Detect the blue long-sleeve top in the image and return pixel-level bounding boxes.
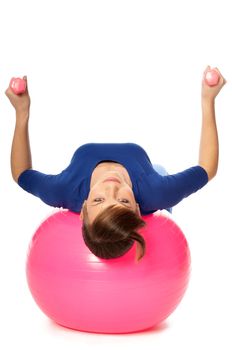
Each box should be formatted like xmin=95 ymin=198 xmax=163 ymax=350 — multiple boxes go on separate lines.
xmin=17 ymin=143 xmax=209 ymax=215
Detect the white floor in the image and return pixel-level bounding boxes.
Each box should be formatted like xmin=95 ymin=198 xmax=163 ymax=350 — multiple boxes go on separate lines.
xmin=1 ymin=1 xmax=232 ymax=349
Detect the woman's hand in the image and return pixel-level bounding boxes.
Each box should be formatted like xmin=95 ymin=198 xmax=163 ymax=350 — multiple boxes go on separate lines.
xmin=201 ymin=66 xmax=227 ymax=101
xmin=5 ymin=76 xmax=31 ymax=120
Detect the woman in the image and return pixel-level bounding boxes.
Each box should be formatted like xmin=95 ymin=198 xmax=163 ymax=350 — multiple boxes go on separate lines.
xmin=5 ymin=66 xmax=226 ymax=261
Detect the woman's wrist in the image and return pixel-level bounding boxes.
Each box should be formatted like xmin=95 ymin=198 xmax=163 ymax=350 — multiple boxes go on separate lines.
xmin=201 ymin=96 xmax=215 ymax=107
xmin=16 ymin=109 xmax=30 ymax=125
xmin=201 ymin=98 xmax=215 ymax=118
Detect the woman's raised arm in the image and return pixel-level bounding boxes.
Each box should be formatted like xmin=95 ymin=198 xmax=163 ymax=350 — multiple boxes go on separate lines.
xmin=199 ymin=66 xmax=227 ymax=181
xmin=5 ymin=76 xmax=32 ymax=183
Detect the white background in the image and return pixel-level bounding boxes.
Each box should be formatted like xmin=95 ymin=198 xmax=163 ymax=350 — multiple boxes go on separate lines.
xmin=0 ymin=0 xmax=231 ymax=349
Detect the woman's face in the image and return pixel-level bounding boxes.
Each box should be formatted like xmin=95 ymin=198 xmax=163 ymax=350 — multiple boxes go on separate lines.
xmin=80 ymin=165 xmax=141 ymax=224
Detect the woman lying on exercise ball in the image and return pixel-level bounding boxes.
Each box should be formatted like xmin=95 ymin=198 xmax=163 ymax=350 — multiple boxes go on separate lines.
xmin=5 ymin=66 xmax=226 ymax=261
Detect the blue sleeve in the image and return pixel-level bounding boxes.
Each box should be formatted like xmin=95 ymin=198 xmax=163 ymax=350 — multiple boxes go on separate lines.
xmin=145 ymin=165 xmax=209 ymax=211
xmin=17 ymin=169 xmax=68 ymax=208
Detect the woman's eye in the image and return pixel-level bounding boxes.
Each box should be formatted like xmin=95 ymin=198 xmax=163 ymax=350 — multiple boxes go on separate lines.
xmin=120 ymin=199 xmax=130 ymax=203
xmin=94 ymin=198 xmax=103 ymax=202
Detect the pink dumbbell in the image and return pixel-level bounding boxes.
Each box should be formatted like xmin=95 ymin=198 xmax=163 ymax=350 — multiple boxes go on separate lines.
xmin=204 ymin=69 xmax=220 ymax=87
xmin=10 ymin=77 xmax=27 ymax=95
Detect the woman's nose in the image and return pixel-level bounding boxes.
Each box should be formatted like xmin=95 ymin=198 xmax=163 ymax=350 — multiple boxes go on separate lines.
xmin=105 ymin=183 xmax=120 ymax=193
xmin=105 ymin=190 xmax=120 ymax=204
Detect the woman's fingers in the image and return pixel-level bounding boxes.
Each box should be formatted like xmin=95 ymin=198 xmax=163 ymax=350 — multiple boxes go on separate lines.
xmin=213 ymin=67 xmax=227 ymax=85
xmin=21 ymin=76 xmax=28 ymax=94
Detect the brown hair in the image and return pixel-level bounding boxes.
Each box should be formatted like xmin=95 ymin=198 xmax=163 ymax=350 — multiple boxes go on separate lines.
xmin=81 ymin=204 xmax=146 ymax=261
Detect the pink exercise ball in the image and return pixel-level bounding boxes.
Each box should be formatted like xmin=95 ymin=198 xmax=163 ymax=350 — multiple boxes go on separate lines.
xmin=26 ymin=210 xmax=191 ymax=334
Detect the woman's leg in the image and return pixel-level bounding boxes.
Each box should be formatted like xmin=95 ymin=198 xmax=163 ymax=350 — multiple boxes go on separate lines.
xmin=152 ymin=164 xmax=173 ymax=214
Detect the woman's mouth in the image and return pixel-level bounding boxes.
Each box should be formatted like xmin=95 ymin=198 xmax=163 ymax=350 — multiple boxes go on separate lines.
xmin=103 ymin=177 xmax=121 ymax=184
